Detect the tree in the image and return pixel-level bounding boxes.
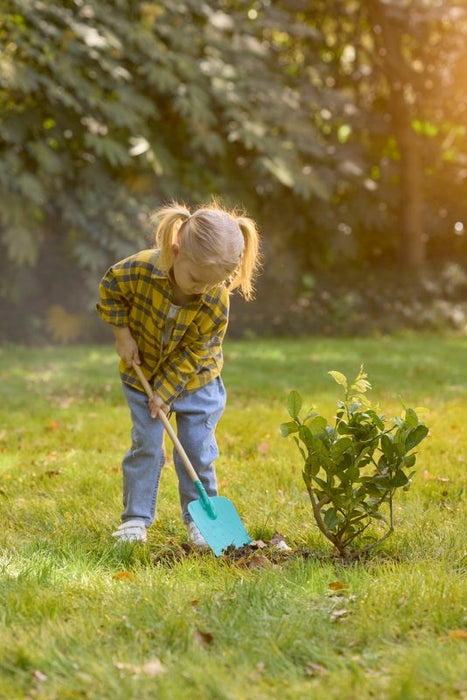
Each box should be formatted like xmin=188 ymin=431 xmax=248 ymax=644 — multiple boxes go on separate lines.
xmin=1 ymin=0 xmax=465 ymax=342
xmin=268 ymin=0 xmax=467 ymax=269
xmin=0 ymin=0 xmax=340 ymax=340
xmin=366 ymin=0 xmax=467 ymax=267
xmin=0 ymin=0 xmax=332 ymax=340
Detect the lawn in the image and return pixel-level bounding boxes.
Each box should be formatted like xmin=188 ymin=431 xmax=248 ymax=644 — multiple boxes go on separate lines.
xmin=1 ymin=334 xmax=466 ymax=699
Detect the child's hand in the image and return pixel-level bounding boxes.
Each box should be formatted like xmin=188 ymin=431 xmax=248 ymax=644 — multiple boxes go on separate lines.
xmin=148 ymin=393 xmax=171 ymax=419
xmin=112 ymin=327 xmax=141 ymax=368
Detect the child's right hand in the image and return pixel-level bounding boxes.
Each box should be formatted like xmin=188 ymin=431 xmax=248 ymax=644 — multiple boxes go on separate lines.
xmin=112 ymin=326 xmax=141 ymax=368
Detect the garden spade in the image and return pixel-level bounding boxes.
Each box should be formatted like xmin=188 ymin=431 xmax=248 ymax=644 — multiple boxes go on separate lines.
xmin=132 ymin=362 xmax=251 ymax=556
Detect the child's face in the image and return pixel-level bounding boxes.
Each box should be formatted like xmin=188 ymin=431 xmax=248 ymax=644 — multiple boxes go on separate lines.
xmin=172 ymin=246 xmax=229 ymax=297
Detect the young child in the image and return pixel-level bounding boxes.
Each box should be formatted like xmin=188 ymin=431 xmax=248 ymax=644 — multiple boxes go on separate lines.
xmin=96 ymin=202 xmax=260 ymax=545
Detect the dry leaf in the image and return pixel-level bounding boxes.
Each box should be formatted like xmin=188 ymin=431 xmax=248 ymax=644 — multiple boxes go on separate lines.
xmin=250 ymin=661 xmax=266 ymax=681
xmin=305 ymin=661 xmax=328 ymax=677
xmin=270 ymin=531 xmax=292 ymax=551
xmin=249 ymin=539 xmax=268 ymax=549
xmin=115 ymin=662 xmax=134 ymax=672
xmin=32 ymin=670 xmax=48 ymax=682
xmin=449 ymin=629 xmax=467 ymax=640
xmin=193 ymin=628 xmax=214 ymax=647
xmin=247 ymin=554 xmax=272 ymax=570
xmin=423 ymin=470 xmax=451 ymax=483
xmin=273 ymin=540 xmax=292 ymax=552
xmin=58 ymin=396 xmax=75 ymax=409
xmin=329 ymin=581 xmax=349 ymax=591
xmin=115 ymin=660 xmax=165 ymax=677
xmin=113 ymin=571 xmax=136 ymax=582
xmin=140 ymin=660 xmax=165 ymax=676
xmin=45 ymin=469 xmax=62 ymax=477
xmin=231 ymin=556 xmax=247 ymax=566
xmin=330 ymin=608 xmax=349 ymax=622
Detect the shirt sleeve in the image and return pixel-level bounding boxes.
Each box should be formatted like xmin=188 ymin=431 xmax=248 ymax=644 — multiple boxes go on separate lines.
xmin=153 ymin=294 xmax=229 ymax=404
xmin=96 ymin=259 xmax=135 ymax=327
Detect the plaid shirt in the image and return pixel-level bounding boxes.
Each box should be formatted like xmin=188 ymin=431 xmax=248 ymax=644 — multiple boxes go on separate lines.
xmin=96 ymin=249 xmax=229 ymax=404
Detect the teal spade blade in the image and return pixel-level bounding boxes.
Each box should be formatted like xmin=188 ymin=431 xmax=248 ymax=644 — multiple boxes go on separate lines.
xmin=188 ymin=496 xmax=251 ymax=557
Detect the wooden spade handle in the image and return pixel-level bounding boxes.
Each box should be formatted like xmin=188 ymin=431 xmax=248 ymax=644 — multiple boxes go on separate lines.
xmin=131 ymin=362 xmax=199 ymax=484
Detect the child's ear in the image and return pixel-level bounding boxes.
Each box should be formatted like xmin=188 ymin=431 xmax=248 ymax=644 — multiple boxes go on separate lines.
xmin=171 ymin=242 xmax=180 ymax=258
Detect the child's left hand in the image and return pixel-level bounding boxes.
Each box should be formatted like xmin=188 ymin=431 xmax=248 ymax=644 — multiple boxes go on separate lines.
xmin=148 ymin=392 xmax=171 ymax=419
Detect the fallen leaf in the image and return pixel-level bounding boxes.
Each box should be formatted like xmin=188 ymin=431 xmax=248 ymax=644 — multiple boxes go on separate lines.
xmin=193 ymin=628 xmax=214 ymax=647
xmin=422 ymin=470 xmax=450 ymax=483
xmin=115 ymin=659 xmax=165 ymax=676
xmin=140 ymin=660 xmax=165 ymax=676
xmin=247 ymin=554 xmax=272 ymax=570
xmin=250 ymin=661 xmax=265 ymax=681
xmin=330 ymin=608 xmax=349 ymax=622
xmin=305 ymin=661 xmax=328 ymax=677
xmin=32 ymin=670 xmax=48 ymax=682
xmin=273 ymin=540 xmax=292 ymax=552
xmin=270 ymin=532 xmax=292 ymax=551
xmin=115 ymin=662 xmax=132 ymax=671
xmin=47 ymin=421 xmax=60 ymax=430
xmin=113 ymin=572 xmax=136 ymax=582
xmin=234 ymin=557 xmax=248 ymax=567
xmin=45 ymin=469 xmax=62 ymax=477
xmin=449 ymin=629 xmax=467 ymax=640
xmin=329 ymin=581 xmax=349 ymax=591
xmin=249 ymin=539 xmax=268 ymax=549
xmin=58 ymin=396 xmax=75 ymax=409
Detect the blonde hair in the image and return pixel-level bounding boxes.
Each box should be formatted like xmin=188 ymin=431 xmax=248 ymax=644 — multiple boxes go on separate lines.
xmin=153 ymin=201 xmax=261 ymax=300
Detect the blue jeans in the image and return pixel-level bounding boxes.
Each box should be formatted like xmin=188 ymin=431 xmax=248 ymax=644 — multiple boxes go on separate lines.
xmin=120 ymin=376 xmax=226 ymax=526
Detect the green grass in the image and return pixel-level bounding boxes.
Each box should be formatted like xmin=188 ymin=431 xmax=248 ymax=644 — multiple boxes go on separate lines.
xmin=1 ymin=334 xmax=466 ymax=699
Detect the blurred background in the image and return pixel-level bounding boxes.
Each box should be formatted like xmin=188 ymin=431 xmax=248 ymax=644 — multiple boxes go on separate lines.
xmin=0 ymin=0 xmax=466 ymax=344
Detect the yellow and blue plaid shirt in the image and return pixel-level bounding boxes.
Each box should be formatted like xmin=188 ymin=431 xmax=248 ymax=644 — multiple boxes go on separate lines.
xmin=96 ymin=249 xmax=229 ymax=404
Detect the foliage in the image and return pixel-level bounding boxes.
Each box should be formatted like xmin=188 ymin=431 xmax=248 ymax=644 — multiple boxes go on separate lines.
xmin=281 ymin=367 xmax=429 ymax=558
xmin=230 ymin=260 xmax=467 ymax=338
xmin=0 ymin=1 xmax=466 ymax=343
xmin=275 ymin=0 xmax=467 ymax=268
xmin=0 ymin=1 xmax=330 ymax=319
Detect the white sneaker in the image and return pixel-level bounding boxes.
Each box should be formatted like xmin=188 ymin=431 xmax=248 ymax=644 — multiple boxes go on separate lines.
xmin=112 ymin=519 xmax=147 ymax=543
xmin=187 ymin=521 xmax=208 ymax=548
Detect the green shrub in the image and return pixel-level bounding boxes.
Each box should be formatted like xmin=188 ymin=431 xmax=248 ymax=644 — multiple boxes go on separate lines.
xmin=281 ymin=367 xmax=429 ymax=558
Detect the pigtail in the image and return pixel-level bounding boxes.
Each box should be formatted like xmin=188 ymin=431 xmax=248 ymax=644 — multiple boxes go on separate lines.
xmin=229 ymin=216 xmax=261 ymax=301
xmin=152 ymin=203 xmax=191 ymax=271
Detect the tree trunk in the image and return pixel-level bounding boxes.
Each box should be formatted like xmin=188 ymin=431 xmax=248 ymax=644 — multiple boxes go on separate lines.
xmin=370 ymin=0 xmax=427 ymax=269
xmin=396 ymin=107 xmax=426 ymax=267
